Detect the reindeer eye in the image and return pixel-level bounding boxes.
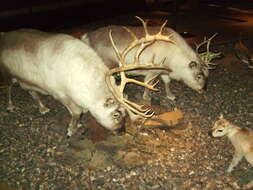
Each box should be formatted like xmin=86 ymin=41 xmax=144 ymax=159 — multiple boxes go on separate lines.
xmin=104 ymin=98 xmax=116 ymax=107
xmin=112 ymin=111 xmax=122 ymax=119
xmin=217 ymin=129 xmax=223 ymax=132
xmin=189 ymin=61 xmax=197 ymax=69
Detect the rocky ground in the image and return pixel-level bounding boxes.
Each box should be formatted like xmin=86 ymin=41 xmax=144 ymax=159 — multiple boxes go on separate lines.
xmin=0 ymin=20 xmax=253 ymax=190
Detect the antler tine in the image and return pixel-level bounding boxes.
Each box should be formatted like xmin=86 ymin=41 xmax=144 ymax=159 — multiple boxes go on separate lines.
xmin=134 ymin=41 xmax=154 ymax=65
xmin=105 ymin=75 xmax=154 ymax=118
xmin=123 ymin=26 xmax=138 ymax=41
xmin=124 ymin=99 xmax=154 ymax=117
xmin=109 ymin=30 xmax=124 ymax=67
xmin=196 ymin=33 xmax=218 ymax=54
xmin=196 ymin=33 xmax=219 ymax=69
xmin=121 ymin=17 xmax=175 ymax=61
xmin=206 ymin=33 xmax=218 ymax=60
xmin=158 ymin=20 xmax=168 ymax=36
xmin=135 ymin=16 xmax=150 ymax=36
xmin=160 ymin=57 xmax=167 ymax=65
xmin=195 ymin=40 xmax=206 ymax=53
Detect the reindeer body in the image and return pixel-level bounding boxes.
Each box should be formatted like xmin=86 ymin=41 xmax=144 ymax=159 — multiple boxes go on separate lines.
xmin=82 ymin=25 xmax=208 ymax=101
xmin=0 ymin=29 xmax=125 ymax=136
xmin=212 ymin=116 xmax=253 ymax=189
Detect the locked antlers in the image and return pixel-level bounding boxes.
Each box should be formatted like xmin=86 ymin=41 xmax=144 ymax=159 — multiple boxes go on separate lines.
xmin=195 ymin=33 xmax=221 ymax=69
xmin=106 ymin=16 xmax=175 ymax=119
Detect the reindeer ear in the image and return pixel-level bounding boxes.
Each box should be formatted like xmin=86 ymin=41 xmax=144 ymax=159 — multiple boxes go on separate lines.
xmin=219 ymin=114 xmax=223 ymax=119
xmin=189 ymin=61 xmax=197 ymax=69
xmin=104 ymin=98 xmax=116 ymax=107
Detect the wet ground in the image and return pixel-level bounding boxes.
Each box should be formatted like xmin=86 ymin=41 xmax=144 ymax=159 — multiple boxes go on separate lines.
xmin=0 ymin=2 xmax=253 ymax=190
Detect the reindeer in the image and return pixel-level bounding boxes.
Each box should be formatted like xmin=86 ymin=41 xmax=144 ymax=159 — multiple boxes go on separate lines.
xmin=0 ymin=28 xmax=172 ymax=136
xmin=211 ymin=115 xmax=253 ymax=189
xmin=81 ymin=16 xmax=217 ymax=102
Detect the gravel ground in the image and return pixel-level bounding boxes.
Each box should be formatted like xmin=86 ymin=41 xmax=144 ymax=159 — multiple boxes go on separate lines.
xmin=0 ymin=20 xmax=253 ymax=190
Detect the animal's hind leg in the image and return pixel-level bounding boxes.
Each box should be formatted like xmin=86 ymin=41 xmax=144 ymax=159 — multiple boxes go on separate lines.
xmin=243 ymin=180 xmax=253 ymax=189
xmin=243 ymin=152 xmax=253 ymax=189
xmin=7 ymin=84 xmax=15 ymax=112
xmin=28 ymin=91 xmax=50 ymax=114
xmin=143 ymin=73 xmax=160 ymax=101
xmin=227 ymin=152 xmax=243 ymax=173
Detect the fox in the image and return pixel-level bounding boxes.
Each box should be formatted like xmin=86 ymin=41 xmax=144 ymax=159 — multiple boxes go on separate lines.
xmin=211 ymin=114 xmax=253 ymax=189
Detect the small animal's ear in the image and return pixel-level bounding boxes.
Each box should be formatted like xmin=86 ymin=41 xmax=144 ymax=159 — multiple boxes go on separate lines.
xmin=189 ymin=61 xmax=197 ymax=69
xmin=219 ymin=114 xmax=223 ymax=119
xmin=104 ymin=98 xmax=116 ymax=107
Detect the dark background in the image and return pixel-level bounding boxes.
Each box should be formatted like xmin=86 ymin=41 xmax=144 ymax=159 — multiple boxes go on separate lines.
xmin=0 ymin=0 xmax=252 ymax=31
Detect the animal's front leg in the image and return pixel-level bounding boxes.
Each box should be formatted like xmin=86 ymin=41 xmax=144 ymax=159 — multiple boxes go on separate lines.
xmin=160 ymin=74 xmax=176 ymax=101
xmin=143 ymin=73 xmax=157 ymax=102
xmin=61 ymin=98 xmax=83 ymax=137
xmin=227 ymin=152 xmax=243 ymax=173
xmin=28 ymin=91 xmax=50 ymax=114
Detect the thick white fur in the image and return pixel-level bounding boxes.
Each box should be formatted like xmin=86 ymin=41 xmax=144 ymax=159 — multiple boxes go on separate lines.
xmin=0 ymin=29 xmax=124 ymax=136
xmin=81 ymin=26 xmax=208 ymax=101
xmin=212 ymin=115 xmax=253 ymax=189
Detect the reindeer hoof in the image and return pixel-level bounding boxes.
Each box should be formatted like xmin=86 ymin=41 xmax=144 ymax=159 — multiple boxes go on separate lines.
xmin=243 ymin=181 xmax=253 ymax=189
xmin=226 ymin=169 xmax=232 ymax=174
xmin=166 ymin=95 xmax=176 ymax=101
xmin=39 ymin=107 xmax=50 ymax=115
xmin=39 ymin=106 xmax=50 ymax=115
xmin=67 ymin=129 xmax=73 ymax=137
xmin=143 ymin=94 xmax=151 ymax=102
xmin=7 ymin=104 xmax=15 ymax=112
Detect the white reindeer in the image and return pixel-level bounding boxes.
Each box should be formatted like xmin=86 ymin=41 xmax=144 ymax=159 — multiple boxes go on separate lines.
xmin=0 ymin=29 xmax=126 ymax=136
xmin=81 ymin=17 xmax=215 ymax=101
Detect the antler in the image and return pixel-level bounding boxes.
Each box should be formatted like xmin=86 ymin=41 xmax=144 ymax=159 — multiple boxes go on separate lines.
xmin=195 ymin=33 xmax=221 ymax=69
xmin=106 ymin=16 xmax=175 ymax=119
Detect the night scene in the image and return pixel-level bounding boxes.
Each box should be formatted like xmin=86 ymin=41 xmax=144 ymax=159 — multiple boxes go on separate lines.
xmin=0 ymin=0 xmax=253 ymax=189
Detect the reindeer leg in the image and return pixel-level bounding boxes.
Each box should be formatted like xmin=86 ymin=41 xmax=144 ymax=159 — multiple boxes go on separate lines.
xmin=243 ymin=180 xmax=253 ymax=189
xmin=143 ymin=73 xmax=154 ymax=102
xmin=227 ymin=151 xmax=243 ymax=173
xmin=61 ymin=98 xmax=85 ymax=137
xmin=160 ymin=74 xmax=176 ymax=101
xmin=28 ymin=91 xmax=50 ymax=114
xmin=7 ymin=84 xmax=15 ymax=112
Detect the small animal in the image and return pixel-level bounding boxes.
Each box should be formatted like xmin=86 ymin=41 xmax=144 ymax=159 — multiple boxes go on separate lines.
xmin=234 ymin=39 xmax=253 ymax=69
xmin=211 ymin=114 xmax=253 ymax=189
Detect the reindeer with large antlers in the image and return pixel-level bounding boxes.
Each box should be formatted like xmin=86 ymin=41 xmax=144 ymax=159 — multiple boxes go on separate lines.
xmin=82 ymin=16 xmax=216 ymax=101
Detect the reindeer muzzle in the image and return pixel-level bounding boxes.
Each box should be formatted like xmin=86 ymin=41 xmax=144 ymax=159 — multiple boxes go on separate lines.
xmin=200 ymin=79 xmax=208 ymax=93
